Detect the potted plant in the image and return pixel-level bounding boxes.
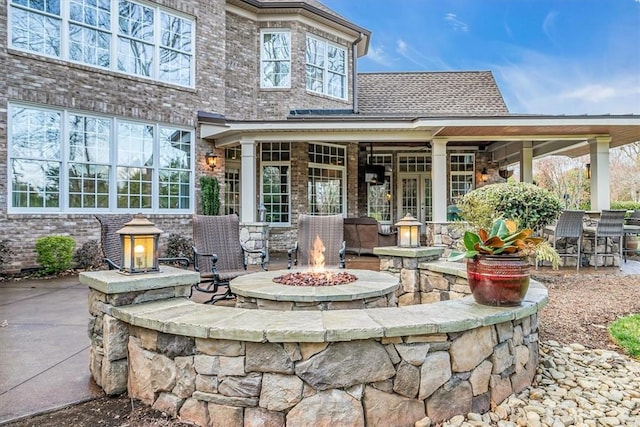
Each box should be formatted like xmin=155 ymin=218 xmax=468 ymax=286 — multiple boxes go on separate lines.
xmin=448 ymin=218 xmax=559 ymax=306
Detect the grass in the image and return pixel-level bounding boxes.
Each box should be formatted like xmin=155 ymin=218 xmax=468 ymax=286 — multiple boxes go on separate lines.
xmin=609 ymin=314 xmax=640 ymax=358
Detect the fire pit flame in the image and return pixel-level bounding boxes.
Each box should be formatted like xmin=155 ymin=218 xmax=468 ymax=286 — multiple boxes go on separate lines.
xmin=309 ymin=235 xmax=326 ymax=273
xmin=272 ymin=235 xmax=357 ymax=287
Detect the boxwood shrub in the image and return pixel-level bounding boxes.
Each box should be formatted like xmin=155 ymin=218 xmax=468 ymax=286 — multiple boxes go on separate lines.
xmin=456 ymin=182 xmax=563 ymax=231
xmin=35 ymin=235 xmax=75 ymax=276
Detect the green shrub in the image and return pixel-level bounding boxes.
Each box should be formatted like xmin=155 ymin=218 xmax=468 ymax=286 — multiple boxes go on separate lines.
xmin=166 ymin=233 xmax=194 ymax=264
xmin=457 ymin=182 xmax=563 ymax=231
xmin=35 ymin=235 xmax=75 ymax=276
xmin=73 ymin=240 xmax=104 ymax=270
xmin=200 ymin=176 xmax=220 ymax=215
xmin=611 ymin=201 xmax=640 ymax=211
xmin=0 ymin=239 xmax=15 ymax=272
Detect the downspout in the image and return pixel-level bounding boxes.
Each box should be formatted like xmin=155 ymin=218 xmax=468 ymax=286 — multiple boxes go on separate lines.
xmin=352 ymin=32 xmax=363 ymax=114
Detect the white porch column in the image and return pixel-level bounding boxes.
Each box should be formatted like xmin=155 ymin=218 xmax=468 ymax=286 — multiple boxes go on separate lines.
xmin=589 ymin=136 xmax=611 ymax=211
xmin=432 ymin=138 xmax=448 ymax=222
xmin=519 ymin=141 xmax=533 ymax=183
xmin=240 ymin=138 xmax=257 ymax=223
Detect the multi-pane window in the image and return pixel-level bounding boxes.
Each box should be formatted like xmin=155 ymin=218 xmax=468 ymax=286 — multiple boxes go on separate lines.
xmin=261 ymin=143 xmax=290 ymax=224
xmin=367 ymin=154 xmax=392 ymax=223
xmin=450 ymin=153 xmax=475 ymax=201
xmin=225 ymin=147 xmax=241 ymax=216
xmin=305 ymin=35 xmax=347 ymax=99
xmin=8 ymin=103 xmax=193 ymax=213
xmin=68 ymin=114 xmax=111 ymax=208
xmin=10 ymin=0 xmax=194 ymax=87
xmin=261 ymin=30 xmax=290 ymax=88
xmin=308 ymin=143 xmax=345 ymax=215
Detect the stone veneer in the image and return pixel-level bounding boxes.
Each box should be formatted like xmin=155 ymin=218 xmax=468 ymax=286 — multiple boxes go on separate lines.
xmin=81 ymin=253 xmax=548 ymax=426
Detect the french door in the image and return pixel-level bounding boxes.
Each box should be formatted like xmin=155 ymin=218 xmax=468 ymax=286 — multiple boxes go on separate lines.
xmin=398 ymin=174 xmax=432 ymax=229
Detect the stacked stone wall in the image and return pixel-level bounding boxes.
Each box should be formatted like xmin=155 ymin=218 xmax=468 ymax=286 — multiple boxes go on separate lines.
xmin=106 ymin=312 xmax=539 ymax=426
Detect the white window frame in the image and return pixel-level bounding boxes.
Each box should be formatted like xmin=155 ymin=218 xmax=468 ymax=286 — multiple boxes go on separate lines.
xmin=307 ymin=142 xmax=346 ymax=215
xmin=260 ymin=29 xmax=291 ymax=89
xmin=367 ymin=153 xmax=393 ymax=224
xmin=305 ymin=35 xmax=347 ymax=100
xmin=8 ymin=102 xmax=194 ymax=214
xmin=224 ymin=147 xmax=241 ymax=216
xmin=8 ymin=0 xmax=195 ymax=87
xmin=449 ymin=153 xmax=475 ymax=201
xmin=260 ymin=142 xmax=291 ymax=226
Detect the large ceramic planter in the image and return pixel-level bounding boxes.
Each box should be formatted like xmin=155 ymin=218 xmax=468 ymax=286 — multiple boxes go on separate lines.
xmin=466 ymin=255 xmax=530 ymax=306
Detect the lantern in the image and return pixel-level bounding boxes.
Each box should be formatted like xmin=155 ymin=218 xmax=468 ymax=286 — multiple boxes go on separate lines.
xmin=395 ymin=213 xmax=422 ymax=248
xmin=205 ymin=152 xmax=217 ymax=170
xmin=117 ymin=213 xmax=162 ymax=274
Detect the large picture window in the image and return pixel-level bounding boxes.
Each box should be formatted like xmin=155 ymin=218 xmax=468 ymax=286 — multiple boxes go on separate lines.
xmin=261 ymin=143 xmax=290 ymax=225
xmin=9 ymin=0 xmax=194 ymax=87
xmin=305 ymin=35 xmax=347 ymax=99
xmin=9 ymin=103 xmax=193 ymax=213
xmin=260 ymin=30 xmax=290 ymax=88
xmin=308 ymin=143 xmax=345 ymax=215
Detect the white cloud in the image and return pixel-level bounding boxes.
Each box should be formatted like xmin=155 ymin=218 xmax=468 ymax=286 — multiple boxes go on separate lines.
xmin=365 ymin=44 xmax=394 ymax=68
xmin=394 ymin=38 xmax=451 ymax=70
xmin=444 ymin=13 xmax=469 ymax=32
xmin=493 ymin=51 xmax=640 ymax=115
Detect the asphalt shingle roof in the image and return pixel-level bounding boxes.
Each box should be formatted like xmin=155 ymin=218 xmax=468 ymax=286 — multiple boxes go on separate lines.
xmin=357 ymin=71 xmax=510 ymax=116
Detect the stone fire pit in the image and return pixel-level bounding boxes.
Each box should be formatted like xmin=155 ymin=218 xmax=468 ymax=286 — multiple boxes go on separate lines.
xmin=231 ymin=269 xmax=399 ymax=310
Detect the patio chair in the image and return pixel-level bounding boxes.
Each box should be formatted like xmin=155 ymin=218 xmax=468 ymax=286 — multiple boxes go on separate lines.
xmin=626 ymin=209 xmax=640 ymax=226
xmin=191 ymin=214 xmax=267 ymax=304
xmin=95 ymin=214 xmax=190 ymax=270
xmin=542 ymin=210 xmax=585 ymax=270
xmin=583 ymin=210 xmax=626 ymax=270
xmin=288 ymin=214 xmax=346 ymax=269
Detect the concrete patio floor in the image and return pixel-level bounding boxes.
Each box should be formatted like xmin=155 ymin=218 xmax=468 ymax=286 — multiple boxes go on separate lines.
xmin=0 ymin=254 xmax=638 ymax=424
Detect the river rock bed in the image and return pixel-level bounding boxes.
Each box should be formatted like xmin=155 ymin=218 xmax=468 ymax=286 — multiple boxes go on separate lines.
xmin=424 ymin=340 xmax=640 ymax=427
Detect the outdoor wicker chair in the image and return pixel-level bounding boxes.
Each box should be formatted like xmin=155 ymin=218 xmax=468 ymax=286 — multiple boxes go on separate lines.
xmin=95 ymin=214 xmax=190 ymax=270
xmin=288 ymin=214 xmax=346 ymax=269
xmin=584 ymin=210 xmax=626 ymax=270
xmin=626 ymin=209 xmax=640 ymax=226
xmin=543 ymin=210 xmax=585 ymax=270
xmin=191 ymin=214 xmax=266 ymax=304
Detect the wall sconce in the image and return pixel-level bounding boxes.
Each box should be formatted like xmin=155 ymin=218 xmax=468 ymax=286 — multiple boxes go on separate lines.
xmin=117 ymin=213 xmax=161 ymax=274
xmin=205 ymin=152 xmax=218 ymax=170
xmin=480 ymin=167 xmax=489 ymax=182
xmin=585 ymin=163 xmax=591 ymax=180
xmin=395 ymin=213 xmax=422 ymax=248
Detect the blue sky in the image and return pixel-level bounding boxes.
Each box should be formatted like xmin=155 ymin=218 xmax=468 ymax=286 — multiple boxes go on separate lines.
xmin=321 ymin=0 xmax=640 ymax=115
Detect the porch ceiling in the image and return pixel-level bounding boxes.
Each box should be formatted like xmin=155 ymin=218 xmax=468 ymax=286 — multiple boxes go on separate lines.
xmin=199 ymin=114 xmax=640 ymax=162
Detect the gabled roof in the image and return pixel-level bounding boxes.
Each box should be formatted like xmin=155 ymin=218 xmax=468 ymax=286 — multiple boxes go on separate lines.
xmin=357 ymin=71 xmax=510 ymax=116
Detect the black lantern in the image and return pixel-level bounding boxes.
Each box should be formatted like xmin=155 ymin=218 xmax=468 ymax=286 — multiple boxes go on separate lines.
xmin=116 ymin=213 xmax=162 ymax=274
xmin=205 ymin=152 xmax=217 ymax=170
xmin=395 ymin=213 xmax=422 ymax=248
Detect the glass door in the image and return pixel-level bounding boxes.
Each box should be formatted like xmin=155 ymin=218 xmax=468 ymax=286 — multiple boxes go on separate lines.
xmin=397 ymin=154 xmax=432 ymax=229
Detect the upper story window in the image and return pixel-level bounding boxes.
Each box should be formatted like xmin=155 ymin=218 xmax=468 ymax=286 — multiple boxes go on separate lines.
xmin=308 ymin=143 xmax=346 ymax=215
xmin=9 ymin=0 xmax=194 ymax=87
xmin=8 ymin=103 xmax=193 ymax=213
xmin=260 ymin=30 xmax=290 ymax=88
xmin=305 ymin=35 xmax=347 ymax=100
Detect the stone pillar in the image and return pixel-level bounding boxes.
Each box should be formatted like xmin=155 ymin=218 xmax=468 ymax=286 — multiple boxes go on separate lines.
xmin=240 ymin=222 xmax=270 ymax=264
xmin=373 ymin=246 xmax=444 ymax=306
xmin=81 ymin=267 xmax=200 ymax=395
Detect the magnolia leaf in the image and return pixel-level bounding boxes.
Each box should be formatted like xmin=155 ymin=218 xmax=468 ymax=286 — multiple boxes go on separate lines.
xmin=463 ymin=231 xmax=481 ymax=251
xmin=478 ymin=228 xmax=489 ymax=242
xmin=484 ymin=236 xmax=505 ymax=248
